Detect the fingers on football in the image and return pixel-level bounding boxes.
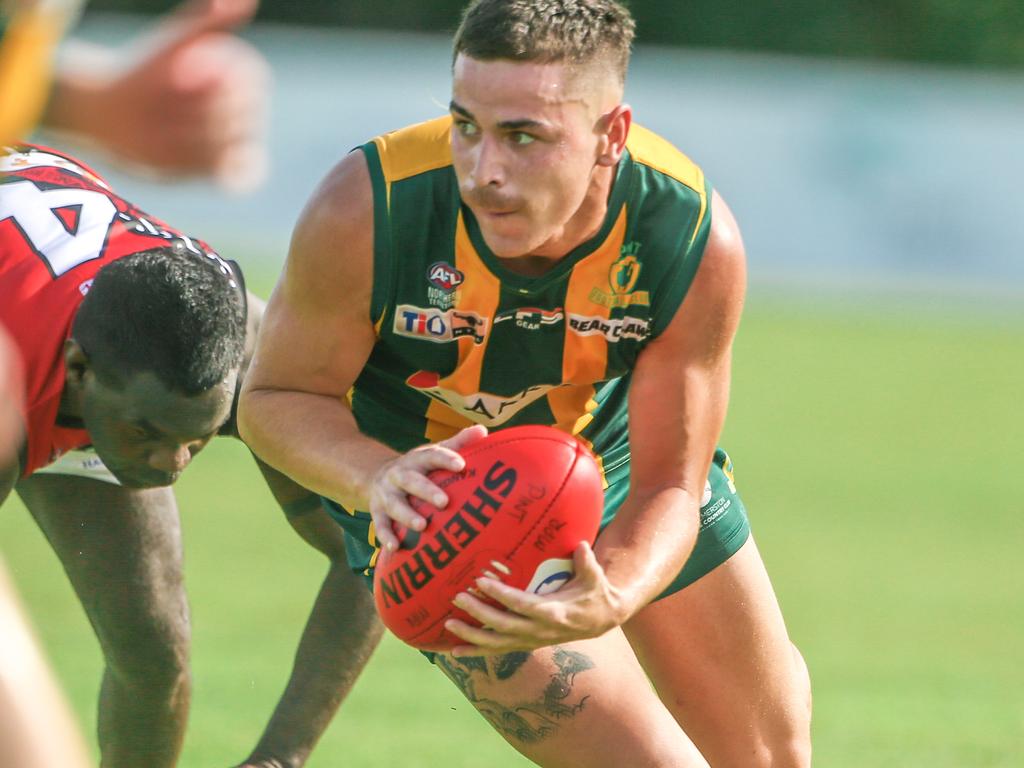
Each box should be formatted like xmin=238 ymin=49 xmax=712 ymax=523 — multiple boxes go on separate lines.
xmin=440 ymin=424 xmax=487 ymax=452
xmin=471 ymin=576 xmax=544 ymax=615
xmin=369 ymin=507 xmax=400 ymax=552
xmin=444 ymin=615 xmax=535 ymax=654
xmin=452 ymin=590 xmax=534 ymax=632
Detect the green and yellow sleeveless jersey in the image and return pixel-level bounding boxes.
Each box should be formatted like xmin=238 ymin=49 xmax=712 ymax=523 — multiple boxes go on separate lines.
xmin=328 ymin=116 xmax=719 ymax=569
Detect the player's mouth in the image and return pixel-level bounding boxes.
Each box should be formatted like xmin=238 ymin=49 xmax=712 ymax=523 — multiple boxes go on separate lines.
xmin=476 ymin=206 xmax=518 ymax=219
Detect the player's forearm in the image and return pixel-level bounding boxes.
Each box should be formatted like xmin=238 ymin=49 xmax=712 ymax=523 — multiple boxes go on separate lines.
xmin=242 ymin=562 xmax=383 ymax=768
xmin=593 ymin=486 xmax=701 ymax=616
xmin=238 ymin=388 xmax=395 ymax=511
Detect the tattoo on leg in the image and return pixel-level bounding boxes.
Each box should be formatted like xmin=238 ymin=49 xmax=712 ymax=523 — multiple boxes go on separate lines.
xmin=437 ymin=647 xmax=596 ymax=745
xmin=494 ymin=651 xmax=530 ymax=680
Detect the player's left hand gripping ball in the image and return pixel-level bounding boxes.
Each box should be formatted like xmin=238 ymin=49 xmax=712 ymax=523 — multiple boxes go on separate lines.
xmin=372 ymin=425 xmax=603 ymax=652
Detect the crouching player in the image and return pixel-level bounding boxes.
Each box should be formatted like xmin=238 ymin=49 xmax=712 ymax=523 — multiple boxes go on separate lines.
xmin=0 ymin=144 xmax=382 ymax=768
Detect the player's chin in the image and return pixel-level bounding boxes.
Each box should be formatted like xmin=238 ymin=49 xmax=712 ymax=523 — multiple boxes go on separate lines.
xmin=478 ymin=222 xmax=539 ymax=258
xmin=113 ymin=467 xmax=180 ymax=489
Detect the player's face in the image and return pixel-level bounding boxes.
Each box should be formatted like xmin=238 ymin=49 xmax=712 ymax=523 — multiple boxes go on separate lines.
xmin=450 ymin=55 xmax=623 ymax=261
xmin=81 ymin=369 xmax=236 ymax=488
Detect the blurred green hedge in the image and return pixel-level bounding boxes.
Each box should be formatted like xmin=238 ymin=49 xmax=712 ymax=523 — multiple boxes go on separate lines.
xmin=87 ymin=0 xmax=1024 ymax=68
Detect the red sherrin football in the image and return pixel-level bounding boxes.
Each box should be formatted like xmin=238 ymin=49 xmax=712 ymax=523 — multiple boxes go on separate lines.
xmin=373 ymin=425 xmax=604 ymax=651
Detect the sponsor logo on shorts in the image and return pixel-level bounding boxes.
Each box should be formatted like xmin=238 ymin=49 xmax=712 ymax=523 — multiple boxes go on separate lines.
xmin=701 ymin=480 xmax=713 ymax=508
xmin=406 ymin=370 xmax=559 ymax=426
xmin=699 ymin=497 xmax=732 ymax=530
xmin=394 ymin=305 xmax=487 ymax=344
xmin=494 ymin=306 xmax=564 ymax=330
xmin=567 ymin=313 xmax=650 ymax=342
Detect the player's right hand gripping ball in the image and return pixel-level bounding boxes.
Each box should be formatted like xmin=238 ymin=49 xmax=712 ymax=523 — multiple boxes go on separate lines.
xmin=373 ymin=425 xmax=604 ymax=651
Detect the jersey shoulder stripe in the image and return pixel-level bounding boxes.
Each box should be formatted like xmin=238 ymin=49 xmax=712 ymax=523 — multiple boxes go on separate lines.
xmin=370 ymin=116 xmax=453 ymax=184
xmin=626 ymin=123 xmax=705 ymax=193
xmin=627 ymin=123 xmax=709 ymax=246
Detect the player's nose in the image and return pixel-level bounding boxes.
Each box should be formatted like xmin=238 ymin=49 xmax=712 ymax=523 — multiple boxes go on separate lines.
xmin=148 ymin=444 xmax=193 ymax=474
xmin=471 ymin=136 xmax=505 ymax=188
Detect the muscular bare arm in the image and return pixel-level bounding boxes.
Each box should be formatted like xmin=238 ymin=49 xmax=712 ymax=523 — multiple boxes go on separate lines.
xmin=594 ymin=189 xmax=746 ymax=611
xmin=238 ymin=151 xmax=473 ymax=551
xmin=237 ymin=151 xmax=392 ymax=506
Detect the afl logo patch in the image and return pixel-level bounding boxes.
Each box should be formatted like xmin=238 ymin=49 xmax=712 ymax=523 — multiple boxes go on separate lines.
xmin=427 ymin=261 xmax=464 ymax=292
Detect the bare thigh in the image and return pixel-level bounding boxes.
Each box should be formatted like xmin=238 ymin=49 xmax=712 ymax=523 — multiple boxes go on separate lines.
xmin=435 ymin=629 xmax=709 ymax=768
xmin=15 ymin=474 xmax=190 ymax=678
xmin=624 ymin=536 xmax=812 ymax=768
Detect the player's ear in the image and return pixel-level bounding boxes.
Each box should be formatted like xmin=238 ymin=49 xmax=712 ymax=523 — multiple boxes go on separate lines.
xmin=63 ymin=339 xmax=91 ymax=387
xmin=595 ymin=103 xmax=631 ymax=167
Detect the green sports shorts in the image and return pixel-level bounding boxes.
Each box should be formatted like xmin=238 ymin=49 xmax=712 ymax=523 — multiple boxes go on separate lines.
xmin=321 ymin=446 xmax=751 ymax=601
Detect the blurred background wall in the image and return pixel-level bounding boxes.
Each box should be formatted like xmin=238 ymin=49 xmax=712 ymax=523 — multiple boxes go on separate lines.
xmin=87 ymin=0 xmax=1024 ymax=69
xmin=52 ymin=1 xmax=1024 ymax=308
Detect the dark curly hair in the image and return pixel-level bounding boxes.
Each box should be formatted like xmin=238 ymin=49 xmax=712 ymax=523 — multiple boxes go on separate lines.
xmin=72 ymin=247 xmax=246 ymax=395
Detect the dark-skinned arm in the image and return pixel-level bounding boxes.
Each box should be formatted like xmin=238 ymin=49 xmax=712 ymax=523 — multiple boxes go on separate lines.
xmin=228 ymin=294 xmax=383 ymax=768
xmin=232 ymin=460 xmax=383 ymax=768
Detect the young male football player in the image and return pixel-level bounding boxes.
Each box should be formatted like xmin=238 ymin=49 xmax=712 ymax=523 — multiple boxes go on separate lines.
xmin=0 ymin=144 xmax=381 ymax=768
xmin=240 ymin=1 xmax=812 ymax=766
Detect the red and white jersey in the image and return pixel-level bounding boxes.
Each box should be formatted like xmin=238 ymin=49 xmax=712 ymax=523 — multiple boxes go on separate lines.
xmin=0 ymin=144 xmax=237 ymax=476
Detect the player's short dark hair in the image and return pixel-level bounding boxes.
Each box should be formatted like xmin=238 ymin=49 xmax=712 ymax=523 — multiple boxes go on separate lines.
xmin=72 ymin=247 xmax=246 ymax=395
xmin=453 ymin=0 xmax=636 ymax=85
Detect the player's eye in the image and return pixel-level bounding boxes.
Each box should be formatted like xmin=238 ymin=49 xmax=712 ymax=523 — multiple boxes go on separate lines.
xmin=454 ymin=119 xmax=479 ymax=137
xmin=126 ymin=424 xmax=160 ymax=441
xmin=510 ymin=132 xmax=536 ymax=146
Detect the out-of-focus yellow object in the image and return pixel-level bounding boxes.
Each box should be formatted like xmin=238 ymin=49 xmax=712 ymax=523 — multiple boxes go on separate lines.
xmin=0 ymin=0 xmax=82 ymax=144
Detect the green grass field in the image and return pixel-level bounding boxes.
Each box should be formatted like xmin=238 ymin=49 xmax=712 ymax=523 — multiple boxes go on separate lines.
xmin=2 ymin=297 xmax=1022 ymax=767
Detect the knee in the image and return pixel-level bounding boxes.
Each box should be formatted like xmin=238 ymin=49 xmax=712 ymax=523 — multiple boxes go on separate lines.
xmin=103 ymin=621 xmax=191 ymax=696
xmin=764 ymin=644 xmax=813 ymax=768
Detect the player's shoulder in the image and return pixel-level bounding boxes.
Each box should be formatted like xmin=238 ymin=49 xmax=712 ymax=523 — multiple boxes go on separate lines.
xmin=625 ymin=123 xmax=705 ymax=195
xmin=286 ymin=150 xmax=375 ymax=300
xmin=0 ymin=143 xmax=111 ymax=191
xmin=363 ymin=115 xmax=453 ymax=183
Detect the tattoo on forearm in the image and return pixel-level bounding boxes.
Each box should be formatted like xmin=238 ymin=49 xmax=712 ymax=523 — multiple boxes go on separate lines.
xmin=437 ymin=647 xmax=595 ymax=745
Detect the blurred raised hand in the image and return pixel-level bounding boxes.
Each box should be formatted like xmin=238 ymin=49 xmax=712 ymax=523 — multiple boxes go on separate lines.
xmin=45 ymin=0 xmax=270 ymax=190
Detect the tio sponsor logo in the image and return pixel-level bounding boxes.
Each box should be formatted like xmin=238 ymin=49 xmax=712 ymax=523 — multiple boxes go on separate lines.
xmin=394 ymin=305 xmax=487 ymax=344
